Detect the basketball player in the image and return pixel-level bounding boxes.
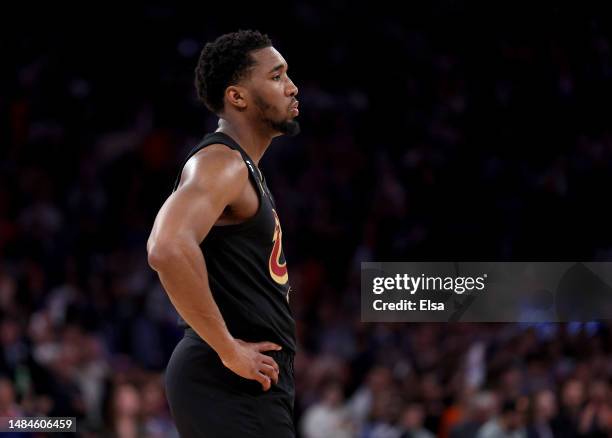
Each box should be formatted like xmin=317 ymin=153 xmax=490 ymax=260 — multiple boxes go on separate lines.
xmin=147 ymin=30 xmax=299 ymax=437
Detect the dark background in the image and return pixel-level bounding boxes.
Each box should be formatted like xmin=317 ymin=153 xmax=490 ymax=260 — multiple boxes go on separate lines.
xmin=1 ymin=2 xmax=611 ymax=437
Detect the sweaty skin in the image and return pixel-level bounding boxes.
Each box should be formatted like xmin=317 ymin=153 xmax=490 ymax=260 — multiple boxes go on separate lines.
xmin=147 ymin=46 xmax=298 ymax=391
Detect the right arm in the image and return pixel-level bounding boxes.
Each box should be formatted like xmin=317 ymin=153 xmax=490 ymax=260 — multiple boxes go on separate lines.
xmin=147 ymin=145 xmax=279 ymax=390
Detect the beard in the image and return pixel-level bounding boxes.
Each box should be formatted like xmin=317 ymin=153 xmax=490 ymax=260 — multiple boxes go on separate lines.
xmin=270 ymin=118 xmax=301 ymax=137
xmin=254 ymin=95 xmax=301 ymax=137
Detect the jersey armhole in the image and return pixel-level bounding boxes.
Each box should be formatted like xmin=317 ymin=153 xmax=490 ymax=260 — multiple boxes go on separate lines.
xmin=211 ymin=156 xmax=266 ymax=232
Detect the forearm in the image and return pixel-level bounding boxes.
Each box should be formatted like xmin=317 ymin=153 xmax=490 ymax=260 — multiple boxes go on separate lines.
xmin=149 ymin=241 xmax=236 ymax=359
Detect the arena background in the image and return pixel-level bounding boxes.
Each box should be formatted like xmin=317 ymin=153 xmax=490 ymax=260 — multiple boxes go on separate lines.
xmin=2 ymin=2 xmax=612 ymax=437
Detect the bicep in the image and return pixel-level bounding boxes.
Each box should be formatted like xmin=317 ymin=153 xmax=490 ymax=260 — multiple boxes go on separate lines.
xmin=150 ymin=184 xmax=219 ymax=245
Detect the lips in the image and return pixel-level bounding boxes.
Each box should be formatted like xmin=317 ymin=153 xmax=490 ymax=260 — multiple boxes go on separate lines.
xmin=290 ymin=100 xmax=299 ymax=115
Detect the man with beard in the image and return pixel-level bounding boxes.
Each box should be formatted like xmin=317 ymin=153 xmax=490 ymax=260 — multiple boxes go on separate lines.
xmin=147 ymin=30 xmax=299 ymax=437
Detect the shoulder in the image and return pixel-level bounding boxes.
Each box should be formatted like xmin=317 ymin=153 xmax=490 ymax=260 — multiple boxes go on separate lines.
xmin=179 ymin=143 xmax=248 ymax=191
xmin=189 ymin=143 xmax=245 ymax=174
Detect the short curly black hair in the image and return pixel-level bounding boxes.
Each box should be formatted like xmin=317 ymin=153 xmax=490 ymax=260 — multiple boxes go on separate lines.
xmin=195 ymin=30 xmax=273 ymax=114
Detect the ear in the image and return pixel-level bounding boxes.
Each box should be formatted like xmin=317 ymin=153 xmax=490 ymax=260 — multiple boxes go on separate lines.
xmin=225 ymin=85 xmax=248 ymax=110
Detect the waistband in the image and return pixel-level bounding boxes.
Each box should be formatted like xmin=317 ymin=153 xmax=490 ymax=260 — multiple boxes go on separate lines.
xmin=183 ymin=327 xmax=295 ymax=366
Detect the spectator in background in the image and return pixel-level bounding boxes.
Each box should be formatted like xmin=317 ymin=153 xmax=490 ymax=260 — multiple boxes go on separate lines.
xmin=398 ymin=402 xmax=435 ymax=438
xmin=527 ymin=389 xmax=557 ymax=438
xmin=0 ymin=377 xmax=21 ymax=418
xmin=576 ymin=380 xmax=611 ymax=436
xmin=0 ymin=379 xmax=25 ymax=438
xmin=478 ymin=398 xmax=527 ymax=438
xmin=140 ymin=377 xmax=178 ymax=438
xmin=451 ymin=391 xmax=497 ymax=438
xmin=361 ymin=388 xmax=404 ymax=438
xmin=300 ymin=381 xmax=353 ymax=438
xmin=110 ymin=383 xmax=143 ymax=438
xmin=552 ymin=379 xmax=584 ymax=437
xmin=347 ymin=366 xmax=394 ymax=429
xmin=0 ymin=317 xmax=27 ymax=381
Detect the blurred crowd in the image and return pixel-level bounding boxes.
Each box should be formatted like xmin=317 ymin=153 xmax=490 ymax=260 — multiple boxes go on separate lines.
xmin=2 ymin=3 xmax=612 ymax=437
xmin=296 ymin=323 xmax=612 ymax=437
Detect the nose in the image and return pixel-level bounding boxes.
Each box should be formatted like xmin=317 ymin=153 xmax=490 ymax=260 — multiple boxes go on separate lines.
xmin=287 ymin=77 xmax=298 ymax=97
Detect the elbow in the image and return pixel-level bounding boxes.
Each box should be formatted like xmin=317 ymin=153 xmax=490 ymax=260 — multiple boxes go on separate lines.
xmin=147 ymin=241 xmax=180 ymax=271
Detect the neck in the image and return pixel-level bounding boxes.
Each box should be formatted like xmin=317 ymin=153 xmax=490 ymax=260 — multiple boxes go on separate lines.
xmin=216 ymin=118 xmax=276 ymax=165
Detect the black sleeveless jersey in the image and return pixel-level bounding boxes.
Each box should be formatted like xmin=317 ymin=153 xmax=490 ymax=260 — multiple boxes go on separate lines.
xmin=171 ymin=132 xmax=296 ymax=353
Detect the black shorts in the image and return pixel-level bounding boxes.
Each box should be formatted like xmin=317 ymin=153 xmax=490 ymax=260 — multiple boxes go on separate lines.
xmin=165 ymin=328 xmax=296 ymax=438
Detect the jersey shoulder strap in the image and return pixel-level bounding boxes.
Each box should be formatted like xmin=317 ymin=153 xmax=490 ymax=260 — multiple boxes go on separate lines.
xmin=171 ymin=132 xmax=264 ymax=197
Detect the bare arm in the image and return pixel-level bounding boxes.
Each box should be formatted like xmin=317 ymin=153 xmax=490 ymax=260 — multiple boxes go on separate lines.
xmin=147 ymin=144 xmax=279 ymax=390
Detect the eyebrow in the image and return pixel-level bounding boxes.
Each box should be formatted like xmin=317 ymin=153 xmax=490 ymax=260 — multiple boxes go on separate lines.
xmin=268 ymin=63 xmax=288 ymax=74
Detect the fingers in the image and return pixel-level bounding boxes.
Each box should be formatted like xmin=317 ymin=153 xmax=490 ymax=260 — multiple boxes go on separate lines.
xmin=252 ymin=363 xmax=278 ymax=391
xmin=254 ymin=341 xmax=282 ymax=352
xmin=256 ymin=372 xmax=271 ymax=391
xmin=260 ymin=355 xmax=280 ymax=374
xmin=260 ymin=363 xmax=279 ymax=385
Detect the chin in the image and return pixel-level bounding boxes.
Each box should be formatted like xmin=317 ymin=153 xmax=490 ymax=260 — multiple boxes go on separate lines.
xmin=271 ymin=119 xmax=301 ymax=137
